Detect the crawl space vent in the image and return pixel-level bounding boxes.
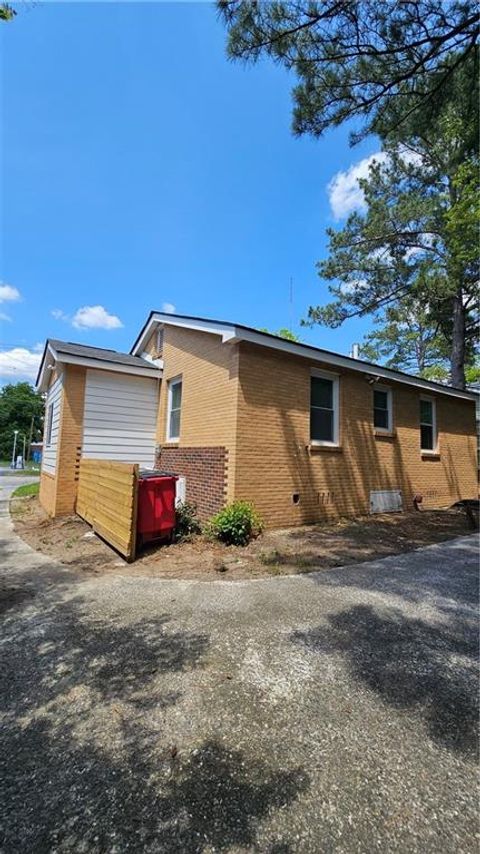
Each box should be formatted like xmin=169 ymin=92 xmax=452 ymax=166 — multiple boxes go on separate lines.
xmin=370 ymin=490 xmax=403 ymax=514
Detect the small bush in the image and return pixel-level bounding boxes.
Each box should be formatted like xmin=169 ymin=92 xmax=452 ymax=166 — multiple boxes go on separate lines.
xmin=208 ymin=501 xmax=263 ymax=546
xmin=175 ymin=501 xmax=201 ymax=542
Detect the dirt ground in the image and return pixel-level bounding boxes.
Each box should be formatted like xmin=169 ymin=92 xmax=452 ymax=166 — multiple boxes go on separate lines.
xmin=10 ymin=495 xmax=474 ymax=580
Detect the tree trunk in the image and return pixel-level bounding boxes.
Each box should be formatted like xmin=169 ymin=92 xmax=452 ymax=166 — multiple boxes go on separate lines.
xmin=450 ymin=290 xmax=466 ymax=389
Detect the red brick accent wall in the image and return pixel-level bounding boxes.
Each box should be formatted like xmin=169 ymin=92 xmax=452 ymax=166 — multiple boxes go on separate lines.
xmin=157 ymin=446 xmax=228 ymax=520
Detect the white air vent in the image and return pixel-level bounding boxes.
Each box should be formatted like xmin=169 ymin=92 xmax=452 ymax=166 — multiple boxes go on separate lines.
xmin=370 ymin=490 xmax=402 ymax=514
xmin=175 ymin=476 xmax=186 ymax=507
xmin=157 ymin=326 xmax=164 ymax=356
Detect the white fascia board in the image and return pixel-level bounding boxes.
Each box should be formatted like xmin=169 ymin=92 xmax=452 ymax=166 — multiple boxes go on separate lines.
xmin=232 ymin=328 xmax=476 ymax=402
xmin=133 ymin=313 xmax=475 ymax=403
xmin=36 ymin=343 xmax=58 ymax=393
xmin=132 ymin=313 xmax=236 ymax=355
xmin=55 ymin=353 xmax=162 ymax=380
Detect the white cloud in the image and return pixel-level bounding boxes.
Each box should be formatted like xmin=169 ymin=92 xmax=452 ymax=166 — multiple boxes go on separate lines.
xmin=328 ymin=151 xmax=387 ymax=219
xmin=0 ymin=283 xmax=21 ymax=303
xmin=51 ymin=308 xmax=68 ymax=321
xmin=340 ymin=279 xmax=368 ymax=294
xmin=327 ymin=147 xmax=424 ymax=220
xmin=72 ymin=305 xmax=123 ymax=330
xmin=0 ymin=347 xmax=42 ymax=382
xmin=161 ymin=302 xmax=176 ymax=314
xmin=0 ymin=312 xmax=12 ymax=322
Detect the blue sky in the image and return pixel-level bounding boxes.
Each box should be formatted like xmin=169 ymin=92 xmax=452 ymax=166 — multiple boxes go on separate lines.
xmin=1 ymin=1 xmax=380 ymax=383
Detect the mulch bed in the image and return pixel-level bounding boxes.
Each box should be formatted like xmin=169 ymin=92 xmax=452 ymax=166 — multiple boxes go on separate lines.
xmin=10 ymin=496 xmax=472 ymax=581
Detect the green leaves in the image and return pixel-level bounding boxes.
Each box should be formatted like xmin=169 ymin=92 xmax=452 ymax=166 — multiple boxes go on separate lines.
xmin=207 ymin=501 xmax=263 ymax=546
xmin=0 ymin=4 xmax=16 ymax=22
xmin=219 ymin=1 xmax=479 ymax=142
xmin=305 ymin=132 xmax=478 ymax=386
xmin=0 ymin=382 xmax=44 ymax=461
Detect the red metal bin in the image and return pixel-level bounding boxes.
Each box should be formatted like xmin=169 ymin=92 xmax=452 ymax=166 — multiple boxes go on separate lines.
xmin=137 ymin=470 xmax=178 ymax=547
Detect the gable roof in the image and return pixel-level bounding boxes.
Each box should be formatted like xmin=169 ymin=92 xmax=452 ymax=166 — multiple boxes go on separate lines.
xmin=49 ymin=339 xmax=160 ymax=370
xmin=131 ymin=311 xmax=476 ymax=403
xmin=36 ymin=338 xmax=161 ymax=392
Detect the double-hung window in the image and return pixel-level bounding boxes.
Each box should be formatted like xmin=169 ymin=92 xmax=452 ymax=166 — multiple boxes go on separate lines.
xmin=420 ymin=397 xmax=437 ymax=452
xmin=310 ymin=371 xmax=339 ymax=445
xmin=167 ymin=377 xmax=182 ymax=442
xmin=373 ymin=385 xmax=393 ymax=432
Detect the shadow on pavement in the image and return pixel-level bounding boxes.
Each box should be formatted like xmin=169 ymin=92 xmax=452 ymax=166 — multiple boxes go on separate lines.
xmin=292 ymin=603 xmax=478 ymax=759
xmin=1 ymin=596 xmax=307 ymax=851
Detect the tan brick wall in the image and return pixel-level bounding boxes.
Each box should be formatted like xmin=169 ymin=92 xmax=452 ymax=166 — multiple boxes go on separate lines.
xmin=39 ymin=471 xmax=56 ymax=516
xmin=53 ymin=365 xmax=86 ymax=515
xmin=157 ymin=326 xmax=239 ymax=501
xmin=39 ymin=367 xmax=63 ymax=517
xmin=144 ymin=330 xmax=159 ymax=358
xmin=233 ymin=342 xmax=477 ymax=528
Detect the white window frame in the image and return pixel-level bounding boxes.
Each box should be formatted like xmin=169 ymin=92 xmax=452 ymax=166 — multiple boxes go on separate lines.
xmin=373 ymin=384 xmax=393 ymax=433
xmin=310 ymin=368 xmax=340 ymax=446
xmin=45 ymin=402 xmax=54 ymax=447
xmin=420 ymin=395 xmax=438 ymax=453
xmin=166 ymin=376 xmax=182 ymax=442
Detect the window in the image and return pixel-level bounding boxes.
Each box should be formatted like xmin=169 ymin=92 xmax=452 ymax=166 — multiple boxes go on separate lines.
xmin=167 ymin=377 xmax=182 ymax=441
xmin=45 ymin=403 xmax=54 ymax=447
xmin=310 ymin=372 xmax=339 ymax=445
xmin=373 ymin=386 xmax=392 ymax=431
xmin=420 ymin=397 xmax=437 ymax=451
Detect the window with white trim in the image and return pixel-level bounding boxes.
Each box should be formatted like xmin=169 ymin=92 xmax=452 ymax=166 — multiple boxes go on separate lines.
xmin=310 ymin=372 xmax=339 ymax=444
xmin=167 ymin=377 xmax=182 ymax=442
xmin=420 ymin=397 xmax=437 ymax=451
xmin=45 ymin=403 xmax=54 ymax=447
xmin=373 ymin=385 xmax=392 ymax=431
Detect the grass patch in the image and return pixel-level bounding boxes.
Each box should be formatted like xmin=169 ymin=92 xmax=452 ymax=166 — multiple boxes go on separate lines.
xmin=258 ymin=548 xmax=283 ymax=565
xmin=12 ymin=482 xmax=40 ymax=498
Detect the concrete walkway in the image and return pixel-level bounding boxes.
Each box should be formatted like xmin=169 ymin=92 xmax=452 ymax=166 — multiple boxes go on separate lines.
xmin=0 ymin=489 xmax=478 ymax=852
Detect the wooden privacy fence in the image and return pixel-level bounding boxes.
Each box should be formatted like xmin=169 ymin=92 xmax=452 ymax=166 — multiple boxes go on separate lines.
xmin=76 ymin=459 xmax=139 ymax=560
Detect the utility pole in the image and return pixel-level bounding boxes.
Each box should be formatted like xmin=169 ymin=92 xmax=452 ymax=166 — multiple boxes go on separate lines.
xmin=289 ymin=277 xmax=293 ymax=335
xmin=11 ymin=429 xmax=18 ymax=469
xmin=27 ymin=414 xmax=35 ymax=462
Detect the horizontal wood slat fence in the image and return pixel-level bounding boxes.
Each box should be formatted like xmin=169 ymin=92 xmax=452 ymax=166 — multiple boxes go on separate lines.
xmin=76 ymin=459 xmax=139 ymax=560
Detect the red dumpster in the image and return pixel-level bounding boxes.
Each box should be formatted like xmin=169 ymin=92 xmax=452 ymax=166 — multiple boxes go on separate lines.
xmin=137 ymin=470 xmax=178 ymax=547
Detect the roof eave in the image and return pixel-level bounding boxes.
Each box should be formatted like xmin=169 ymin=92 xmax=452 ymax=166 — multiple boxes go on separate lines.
xmin=132 ymin=313 xmax=475 ymax=402
xmin=36 ymin=342 xmax=58 ymax=393
xmin=36 ymin=343 xmax=162 ymax=392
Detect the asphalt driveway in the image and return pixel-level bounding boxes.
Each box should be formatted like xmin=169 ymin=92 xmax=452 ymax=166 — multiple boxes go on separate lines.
xmin=0 ymin=498 xmax=478 ymax=852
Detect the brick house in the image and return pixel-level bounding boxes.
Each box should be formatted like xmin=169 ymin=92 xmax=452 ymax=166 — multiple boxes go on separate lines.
xmin=36 ymin=312 xmax=478 ymax=527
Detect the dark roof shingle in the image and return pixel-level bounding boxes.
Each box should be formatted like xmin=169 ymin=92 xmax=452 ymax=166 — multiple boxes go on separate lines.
xmin=49 ymin=339 xmax=159 ymax=370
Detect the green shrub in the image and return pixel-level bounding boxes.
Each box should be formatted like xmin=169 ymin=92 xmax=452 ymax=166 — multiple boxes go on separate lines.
xmin=208 ymin=501 xmax=263 ymax=546
xmin=175 ymin=501 xmax=201 ymax=542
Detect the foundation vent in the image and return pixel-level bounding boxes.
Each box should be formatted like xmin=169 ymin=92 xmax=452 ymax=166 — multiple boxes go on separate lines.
xmin=370 ymin=490 xmax=402 ymax=514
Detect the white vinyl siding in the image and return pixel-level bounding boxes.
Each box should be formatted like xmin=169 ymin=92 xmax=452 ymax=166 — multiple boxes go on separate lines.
xmin=42 ymin=373 xmax=63 ymax=475
xmin=82 ymin=369 xmax=159 ymax=467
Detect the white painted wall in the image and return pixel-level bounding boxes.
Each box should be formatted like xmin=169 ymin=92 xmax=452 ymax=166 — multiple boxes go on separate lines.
xmin=42 ymin=373 xmax=63 ymax=475
xmin=82 ymin=369 xmax=159 ymax=468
